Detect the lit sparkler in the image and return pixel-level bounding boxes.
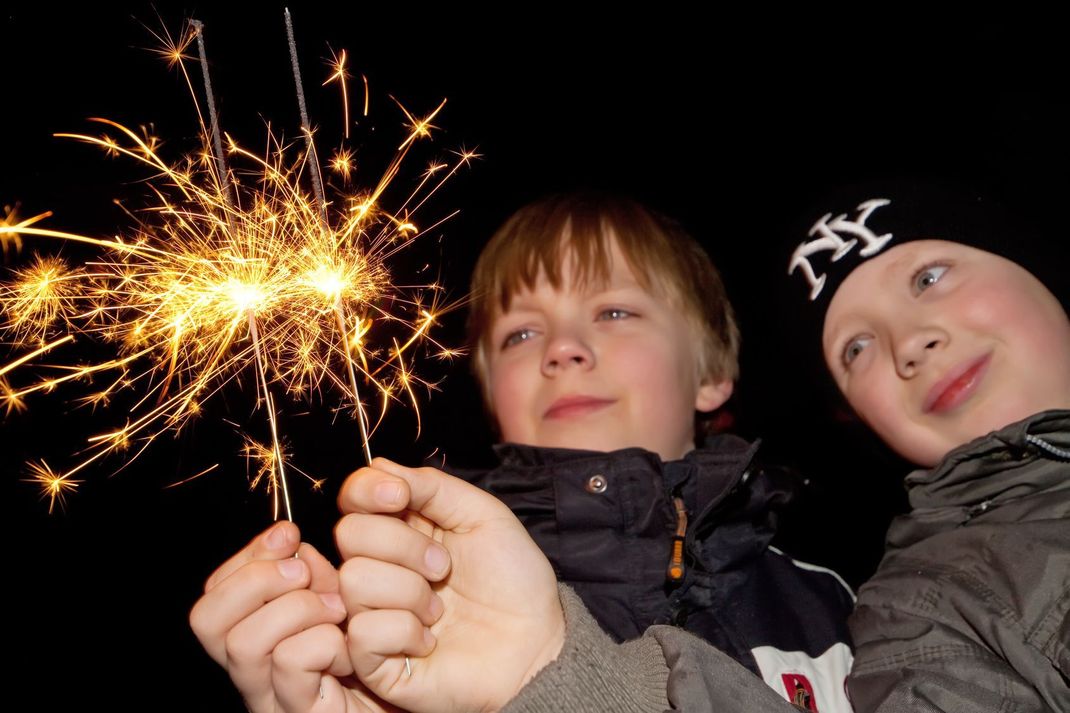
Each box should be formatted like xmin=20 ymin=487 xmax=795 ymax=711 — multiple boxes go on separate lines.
xmin=0 ymin=16 xmax=471 ymax=518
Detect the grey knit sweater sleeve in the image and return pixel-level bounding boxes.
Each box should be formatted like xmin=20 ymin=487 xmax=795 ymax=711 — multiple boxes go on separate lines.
xmin=504 ymin=585 xmax=800 ymax=713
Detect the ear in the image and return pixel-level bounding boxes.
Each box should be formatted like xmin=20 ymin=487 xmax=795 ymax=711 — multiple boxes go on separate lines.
xmin=695 ymin=378 xmax=733 ymax=413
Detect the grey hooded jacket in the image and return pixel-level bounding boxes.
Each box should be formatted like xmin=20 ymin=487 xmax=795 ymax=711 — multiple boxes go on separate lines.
xmin=848 ymin=410 xmax=1070 ymax=712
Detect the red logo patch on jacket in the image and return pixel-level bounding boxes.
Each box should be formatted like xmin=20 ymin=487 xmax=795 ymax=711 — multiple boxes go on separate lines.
xmin=782 ymin=673 xmax=817 ymax=712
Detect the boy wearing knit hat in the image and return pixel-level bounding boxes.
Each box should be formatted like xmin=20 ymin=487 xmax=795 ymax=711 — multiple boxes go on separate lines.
xmin=788 ymin=188 xmax=1070 ymax=712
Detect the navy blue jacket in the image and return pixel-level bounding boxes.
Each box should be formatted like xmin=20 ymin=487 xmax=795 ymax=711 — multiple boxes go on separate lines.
xmin=453 ymin=434 xmax=856 ymax=711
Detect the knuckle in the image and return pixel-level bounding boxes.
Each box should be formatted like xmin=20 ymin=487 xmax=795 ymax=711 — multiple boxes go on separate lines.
xmin=188 ymin=601 xmax=213 ymax=642
xmin=271 ymin=632 xmax=306 ymax=672
xmin=345 ymin=613 xmax=365 ymax=644
xmin=224 ymin=628 xmax=259 ymax=664
xmin=271 ymin=639 xmax=298 ymax=672
xmin=274 ymin=624 xmax=341 ymax=673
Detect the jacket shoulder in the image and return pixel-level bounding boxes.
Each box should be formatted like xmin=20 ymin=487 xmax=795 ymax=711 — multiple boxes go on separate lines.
xmin=849 ymin=527 xmax=1070 ymax=712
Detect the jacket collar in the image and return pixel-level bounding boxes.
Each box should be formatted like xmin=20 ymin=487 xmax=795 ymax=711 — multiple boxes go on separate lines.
xmin=904 ymin=409 xmax=1070 ymax=512
xmin=492 ymin=442 xmax=662 ymax=469
xmin=491 ymin=437 xmax=763 ymax=506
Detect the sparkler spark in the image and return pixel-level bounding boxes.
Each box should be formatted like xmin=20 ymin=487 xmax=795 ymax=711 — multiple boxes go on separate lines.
xmin=323 ymin=48 xmax=352 ymax=139
xmin=1 ymin=18 xmax=469 ymax=516
xmin=24 ymin=460 xmax=82 ymax=514
xmin=0 ymin=205 xmax=52 ymax=258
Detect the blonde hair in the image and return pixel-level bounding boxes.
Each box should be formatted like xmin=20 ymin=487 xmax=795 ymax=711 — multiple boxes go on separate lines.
xmin=468 ymin=193 xmax=740 ymax=397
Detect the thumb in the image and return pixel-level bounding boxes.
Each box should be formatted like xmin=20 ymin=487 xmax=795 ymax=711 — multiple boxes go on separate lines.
xmin=370 ymin=458 xmax=513 ymax=532
xmin=297 ymin=542 xmax=340 ymax=594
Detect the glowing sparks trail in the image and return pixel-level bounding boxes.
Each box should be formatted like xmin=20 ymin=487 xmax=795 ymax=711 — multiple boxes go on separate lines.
xmin=1 ymin=206 xmax=52 ymax=258
xmin=324 ymin=48 xmax=352 ymax=140
xmin=0 ymin=17 xmax=471 ymax=516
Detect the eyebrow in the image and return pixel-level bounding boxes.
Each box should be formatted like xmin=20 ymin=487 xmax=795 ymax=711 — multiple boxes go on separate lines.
xmin=886 ymin=251 xmax=922 ymax=276
xmin=495 ymin=299 xmax=541 ymax=317
xmin=592 ymin=282 xmax=649 ymax=298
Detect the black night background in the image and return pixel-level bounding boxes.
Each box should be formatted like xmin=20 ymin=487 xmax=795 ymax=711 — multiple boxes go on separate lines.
xmin=3 ymin=4 xmax=1068 ymax=710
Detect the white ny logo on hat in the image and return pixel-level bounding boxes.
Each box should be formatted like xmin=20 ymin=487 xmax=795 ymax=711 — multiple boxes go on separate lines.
xmin=789 ymin=198 xmax=893 ymax=300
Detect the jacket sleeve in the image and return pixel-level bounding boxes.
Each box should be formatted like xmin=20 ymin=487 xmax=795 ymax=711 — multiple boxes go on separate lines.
xmin=848 ymin=601 xmax=1062 ymax=713
xmin=504 ymin=585 xmax=801 ymax=713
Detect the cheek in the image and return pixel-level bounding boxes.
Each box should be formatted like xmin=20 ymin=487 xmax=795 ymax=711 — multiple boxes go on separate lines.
xmin=845 ymin=378 xmax=902 ymax=438
xmin=955 ymin=271 xmax=1061 ymax=335
xmin=622 ymin=340 xmax=699 ymax=411
xmin=959 ymin=285 xmax=1070 ymax=377
xmin=956 ymin=284 xmax=1023 ymax=329
xmin=487 ymin=360 xmax=532 ymax=437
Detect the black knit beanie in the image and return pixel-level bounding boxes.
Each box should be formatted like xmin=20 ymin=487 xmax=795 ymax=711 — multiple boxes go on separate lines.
xmin=786 ymin=180 xmax=1067 ymax=331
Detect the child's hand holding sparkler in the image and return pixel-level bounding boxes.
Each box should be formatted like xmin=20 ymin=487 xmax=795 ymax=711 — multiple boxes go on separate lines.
xmin=335 ymin=458 xmax=566 ymax=712
xmin=191 ymin=522 xmax=385 ymax=712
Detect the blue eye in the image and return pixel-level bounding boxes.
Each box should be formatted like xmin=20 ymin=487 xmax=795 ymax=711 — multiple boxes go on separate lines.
xmin=913 ymin=264 xmax=949 ymax=292
xmin=502 ymin=328 xmax=534 ymax=349
xmin=597 ymin=308 xmax=633 ymax=321
xmin=842 ymin=335 xmax=872 ymax=367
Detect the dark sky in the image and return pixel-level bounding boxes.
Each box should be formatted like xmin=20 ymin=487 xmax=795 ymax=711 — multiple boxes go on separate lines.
xmin=3 ymin=4 xmax=1069 ymax=710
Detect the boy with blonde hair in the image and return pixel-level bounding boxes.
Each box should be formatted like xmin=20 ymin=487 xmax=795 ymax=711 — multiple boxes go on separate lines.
xmin=456 ymin=193 xmax=853 ymax=678
xmin=192 ymin=193 xmax=854 ymax=712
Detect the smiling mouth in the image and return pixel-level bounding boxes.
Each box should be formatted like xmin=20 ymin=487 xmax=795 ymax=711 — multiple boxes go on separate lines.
xmin=543 ymin=396 xmax=616 ymax=420
xmin=923 ymin=353 xmax=993 ymax=414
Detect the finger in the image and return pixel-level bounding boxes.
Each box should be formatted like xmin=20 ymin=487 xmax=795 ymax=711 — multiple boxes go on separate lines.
xmin=399 ymin=509 xmax=438 ymax=539
xmin=205 ymin=521 xmax=301 ymax=592
xmin=337 ymin=463 xmax=412 ymax=516
xmin=339 ymin=556 xmax=444 ymax=626
xmin=190 ymin=556 xmax=313 ymax=665
xmin=272 ymin=622 xmax=356 ymax=712
xmin=346 ymin=609 xmax=436 ymax=685
xmin=335 ymin=512 xmax=451 ymax=582
xmin=359 ymin=458 xmax=512 ymax=531
xmin=298 ymin=542 xmax=340 ymax=595
xmin=226 ymin=589 xmax=348 ymax=694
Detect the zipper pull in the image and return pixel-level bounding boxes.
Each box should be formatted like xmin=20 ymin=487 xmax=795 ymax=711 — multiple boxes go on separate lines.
xmin=667 ymin=496 xmax=688 ymax=583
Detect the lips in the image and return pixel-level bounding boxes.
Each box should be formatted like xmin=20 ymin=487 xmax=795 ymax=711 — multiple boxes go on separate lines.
xmin=923 ymin=353 xmax=992 ymax=414
xmin=543 ymin=395 xmax=616 ymax=420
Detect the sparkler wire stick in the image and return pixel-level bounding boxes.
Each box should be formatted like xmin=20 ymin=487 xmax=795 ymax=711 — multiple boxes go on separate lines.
xmin=286 ymin=7 xmax=374 ymax=466
xmin=194 ymin=17 xmax=295 ymax=518
xmin=191 ymin=20 xmax=234 ymax=208
xmin=334 ymin=299 xmax=373 ymax=464
xmin=284 ymin=8 xmax=328 ymax=216
xmin=247 ymin=310 xmax=293 ymax=522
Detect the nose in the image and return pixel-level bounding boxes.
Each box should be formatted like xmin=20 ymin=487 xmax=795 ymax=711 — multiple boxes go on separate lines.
xmin=893 ymin=326 xmax=948 ymax=378
xmin=541 ymin=331 xmax=595 ymax=375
